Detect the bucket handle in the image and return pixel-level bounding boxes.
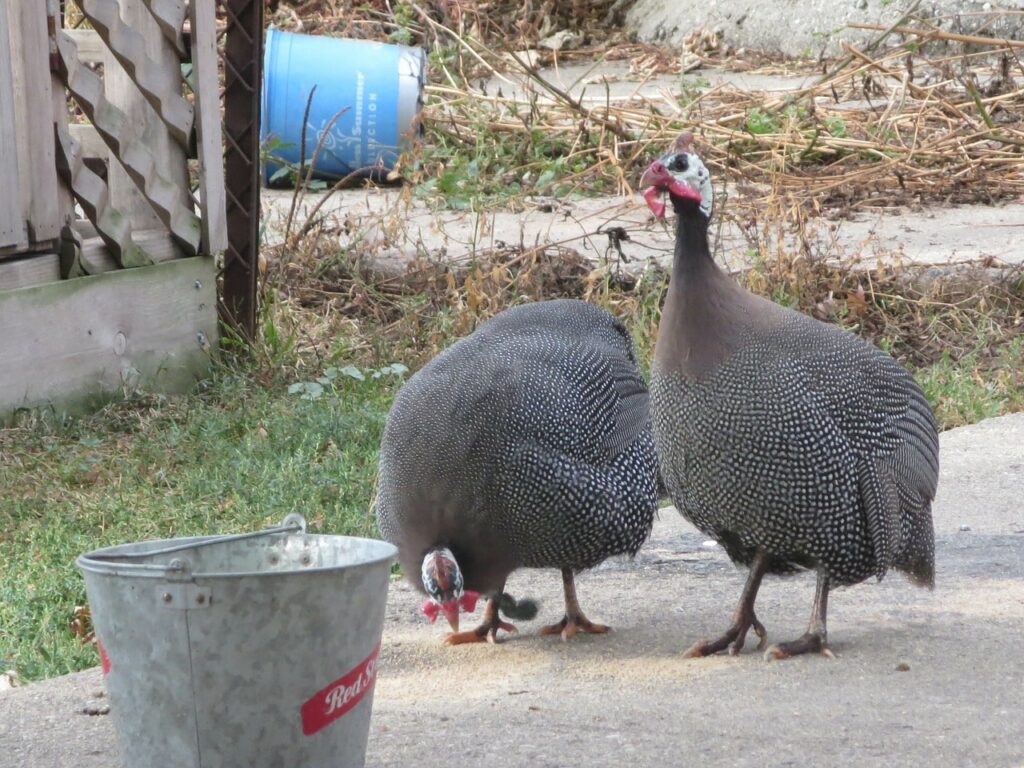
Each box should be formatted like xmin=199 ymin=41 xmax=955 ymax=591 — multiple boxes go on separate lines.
xmin=82 ymin=513 xmax=308 ymax=565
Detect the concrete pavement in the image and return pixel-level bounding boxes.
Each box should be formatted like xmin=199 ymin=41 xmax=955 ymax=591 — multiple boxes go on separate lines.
xmin=2 ymin=413 xmax=1022 ymax=767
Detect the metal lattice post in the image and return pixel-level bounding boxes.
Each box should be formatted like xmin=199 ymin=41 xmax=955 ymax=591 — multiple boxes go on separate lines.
xmin=218 ymin=0 xmax=262 ymax=341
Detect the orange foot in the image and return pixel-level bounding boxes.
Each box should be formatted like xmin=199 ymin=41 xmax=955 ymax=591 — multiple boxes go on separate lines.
xmin=682 ymin=610 xmax=767 ymax=658
xmin=444 ymin=619 xmax=518 ymax=645
xmin=764 ymin=631 xmax=835 ymax=660
xmin=540 ymin=613 xmax=609 ymax=642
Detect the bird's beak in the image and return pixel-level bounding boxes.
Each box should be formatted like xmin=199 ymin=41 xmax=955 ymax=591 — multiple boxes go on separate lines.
xmin=442 ymin=601 xmax=459 ymax=632
xmin=639 ymin=161 xmax=672 ymax=192
xmin=640 ymin=161 xmax=671 ymax=218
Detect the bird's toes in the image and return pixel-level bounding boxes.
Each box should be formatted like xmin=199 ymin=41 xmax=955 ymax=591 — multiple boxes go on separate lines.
xmin=581 ymin=620 xmax=610 ymax=635
xmin=561 ymin=622 xmax=579 ymax=642
xmin=763 ymin=634 xmax=833 ymax=661
xmin=498 ymin=620 xmax=518 ymax=634
xmin=763 ymin=644 xmax=787 ymax=661
xmin=443 ymin=633 xmax=476 ymax=647
xmin=539 ymin=617 xmax=568 ymax=636
xmin=682 ymin=640 xmax=710 ymax=659
xmin=751 ymin=618 xmax=768 ymax=650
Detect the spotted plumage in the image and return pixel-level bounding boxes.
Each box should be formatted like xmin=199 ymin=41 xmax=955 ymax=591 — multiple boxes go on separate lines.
xmin=376 ymin=299 xmax=658 ymax=642
xmin=641 ymin=132 xmax=938 ymax=658
xmin=652 ymin=302 xmax=938 ymax=587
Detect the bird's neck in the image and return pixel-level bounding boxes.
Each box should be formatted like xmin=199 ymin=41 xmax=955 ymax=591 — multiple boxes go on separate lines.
xmin=656 ymin=208 xmax=739 ymax=377
xmin=669 ymin=207 xmax=716 ymax=284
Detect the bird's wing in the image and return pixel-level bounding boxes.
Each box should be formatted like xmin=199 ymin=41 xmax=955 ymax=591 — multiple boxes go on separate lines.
xmin=857 ymin=454 xmax=901 ymax=579
xmin=601 ymin=313 xmax=653 ymax=459
xmin=782 ymin=315 xmax=940 ymax=500
xmin=604 ymin=353 xmax=652 ymax=459
xmin=775 ymin=316 xmax=939 ymax=574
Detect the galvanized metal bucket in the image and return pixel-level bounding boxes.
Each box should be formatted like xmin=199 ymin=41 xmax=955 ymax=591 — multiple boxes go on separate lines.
xmin=77 ymin=514 xmax=397 ymax=768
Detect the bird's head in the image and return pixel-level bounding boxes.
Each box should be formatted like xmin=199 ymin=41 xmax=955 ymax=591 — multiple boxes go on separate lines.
xmin=639 ymin=131 xmax=713 ymax=220
xmin=420 ymin=547 xmax=479 ymax=632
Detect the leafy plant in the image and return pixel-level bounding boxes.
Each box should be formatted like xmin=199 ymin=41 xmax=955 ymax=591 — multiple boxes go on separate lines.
xmin=388 ymin=2 xmax=416 ymax=45
xmin=744 ymin=107 xmax=779 ymax=135
xmin=288 ymin=364 xmax=408 ymax=400
xmin=824 ymin=116 xmax=848 ymax=138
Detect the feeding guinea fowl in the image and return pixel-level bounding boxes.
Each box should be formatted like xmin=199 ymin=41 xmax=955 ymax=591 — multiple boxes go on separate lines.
xmin=376 ymin=299 xmax=659 ymax=644
xmin=642 ymin=132 xmax=939 ymax=659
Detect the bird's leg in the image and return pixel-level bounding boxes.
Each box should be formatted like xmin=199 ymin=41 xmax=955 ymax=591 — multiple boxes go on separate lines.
xmin=444 ymin=593 xmax=517 ymax=646
xmin=683 ymin=550 xmax=770 ymax=658
xmin=765 ymin=572 xmax=835 ymax=660
xmin=540 ymin=568 xmax=610 ymax=642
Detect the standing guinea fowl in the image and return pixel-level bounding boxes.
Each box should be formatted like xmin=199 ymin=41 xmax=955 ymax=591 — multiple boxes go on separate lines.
xmin=642 ymin=133 xmax=939 ymax=659
xmin=376 ymin=299 xmax=659 ymax=644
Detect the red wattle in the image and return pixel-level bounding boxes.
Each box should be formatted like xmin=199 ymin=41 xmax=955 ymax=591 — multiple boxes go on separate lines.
xmin=668 ymin=179 xmax=703 ymax=204
xmin=643 ymin=186 xmax=666 ymax=219
xmin=421 ymin=599 xmax=440 ymax=622
xmin=459 ymin=590 xmax=480 ymax=613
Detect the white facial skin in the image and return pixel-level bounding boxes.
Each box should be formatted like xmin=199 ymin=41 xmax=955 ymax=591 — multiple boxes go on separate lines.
xmin=661 ymin=150 xmax=714 ymax=219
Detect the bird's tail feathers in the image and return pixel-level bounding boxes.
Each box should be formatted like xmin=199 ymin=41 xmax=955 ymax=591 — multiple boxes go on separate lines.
xmin=498 ymin=592 xmax=539 ymax=620
xmin=895 ymin=502 xmax=935 ymax=589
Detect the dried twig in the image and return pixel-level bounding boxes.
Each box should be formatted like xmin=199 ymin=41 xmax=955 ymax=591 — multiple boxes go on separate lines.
xmin=817 ymin=0 xmax=924 ymax=85
xmin=848 ymin=22 xmax=1024 ymax=49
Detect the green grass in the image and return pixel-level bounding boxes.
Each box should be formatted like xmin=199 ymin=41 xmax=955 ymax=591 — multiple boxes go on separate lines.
xmin=917 ymin=339 xmax=1024 ymax=430
xmin=0 ymin=366 xmax=401 ymax=682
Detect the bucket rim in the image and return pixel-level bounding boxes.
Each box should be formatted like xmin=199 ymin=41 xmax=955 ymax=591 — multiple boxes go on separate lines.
xmin=77 ymin=532 xmax=398 ymax=580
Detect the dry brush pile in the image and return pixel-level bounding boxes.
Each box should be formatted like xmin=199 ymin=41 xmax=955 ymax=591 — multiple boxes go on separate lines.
xmin=260 ymin=5 xmax=1024 ymax=421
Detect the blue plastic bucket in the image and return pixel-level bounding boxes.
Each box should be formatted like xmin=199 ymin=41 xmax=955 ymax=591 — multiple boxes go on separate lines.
xmin=261 ymin=28 xmax=426 ymax=184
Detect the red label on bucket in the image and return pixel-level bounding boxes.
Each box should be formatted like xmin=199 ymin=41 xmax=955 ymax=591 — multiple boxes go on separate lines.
xmin=97 ymin=639 xmax=111 ymax=675
xmin=300 ymin=642 xmax=380 ymax=736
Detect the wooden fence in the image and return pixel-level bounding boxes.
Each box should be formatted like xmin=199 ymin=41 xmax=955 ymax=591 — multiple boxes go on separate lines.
xmin=0 ymin=0 xmax=229 ymax=418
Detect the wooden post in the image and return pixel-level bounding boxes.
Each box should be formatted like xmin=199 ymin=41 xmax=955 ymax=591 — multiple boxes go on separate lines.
xmin=7 ymin=0 xmax=60 ymax=245
xmin=48 ymin=0 xmax=74 ymax=241
xmin=0 ymin=0 xmax=26 ymax=250
xmin=189 ymin=0 xmax=228 ymax=255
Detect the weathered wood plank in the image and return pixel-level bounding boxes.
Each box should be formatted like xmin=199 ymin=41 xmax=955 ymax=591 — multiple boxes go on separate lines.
xmin=0 ymin=257 xmax=217 ymax=420
xmin=57 ymin=29 xmax=200 ymax=256
xmin=0 ymin=1 xmax=27 ymax=249
xmin=189 ymin=0 xmax=228 ymax=254
xmin=49 ymin=0 xmax=75 ymax=239
xmin=0 ymin=254 xmax=60 ymax=291
xmin=78 ymin=0 xmax=194 ymax=147
xmin=0 ymin=242 xmax=52 ymax=261
xmin=69 ymin=124 xmax=108 ymax=160
xmin=139 ymin=0 xmax=187 ymax=57
xmin=8 ymin=1 xmax=60 ymax=243
xmin=92 ymin=0 xmax=190 ymax=260
xmin=73 ymin=219 xmax=99 ymax=240
xmin=79 ymin=229 xmax=179 ymax=275
xmin=65 ymin=28 xmax=106 ymax=64
xmin=54 ymin=118 xmax=152 ymax=269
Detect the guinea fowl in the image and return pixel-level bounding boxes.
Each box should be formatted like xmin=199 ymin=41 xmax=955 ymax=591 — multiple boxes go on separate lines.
xmin=642 ymin=133 xmax=939 ymax=659
xmin=376 ymin=299 xmax=658 ymax=644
